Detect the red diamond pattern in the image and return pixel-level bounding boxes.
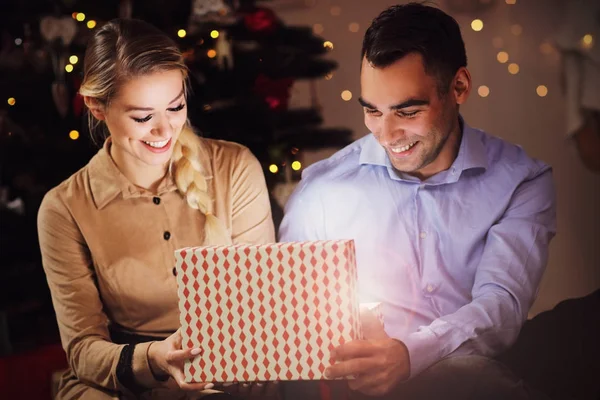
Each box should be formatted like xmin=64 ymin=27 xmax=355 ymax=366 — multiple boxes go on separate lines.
xmin=175 ymin=240 xmax=362 ymax=383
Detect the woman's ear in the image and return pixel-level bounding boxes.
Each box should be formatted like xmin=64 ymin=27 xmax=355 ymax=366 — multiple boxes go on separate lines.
xmin=84 ymin=96 xmax=106 ymax=120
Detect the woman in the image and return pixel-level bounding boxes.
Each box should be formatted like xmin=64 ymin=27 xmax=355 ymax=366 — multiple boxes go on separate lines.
xmin=37 ymin=19 xmax=275 ymax=399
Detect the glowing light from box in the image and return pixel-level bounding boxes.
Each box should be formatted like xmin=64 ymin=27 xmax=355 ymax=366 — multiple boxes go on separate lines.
xmin=178 ymin=29 xmax=187 ymax=38
xmin=69 ymin=55 xmax=79 ymax=64
xmin=207 ymin=49 xmax=217 ymax=58
xmin=7 ymin=97 xmax=16 ymax=106
xmin=506 ymin=0 xmax=516 ymax=4
xmin=323 ymin=41 xmax=334 ymax=50
xmin=87 ymin=20 xmax=97 ymax=29
xmin=471 ymin=19 xmax=483 ymax=32
xmin=69 ymin=130 xmax=80 ymax=140
xmin=582 ymin=34 xmax=593 ymax=49
xmin=76 ymin=13 xmax=85 ymax=22
xmin=15 ymin=38 xmax=22 ymax=45
xmin=341 ymin=90 xmax=352 ymax=101
xmin=211 ymin=30 xmax=220 ymax=39
xmin=269 ymin=164 xmax=279 ymax=173
xmin=536 ymin=85 xmax=548 ymax=97
xmin=325 ymin=73 xmax=333 ymax=80
xmin=65 ymin=64 xmax=74 ymax=73
xmin=508 ymin=63 xmax=519 ymax=74
xmin=291 ymin=161 xmax=302 ymax=171
xmin=349 ymin=23 xmax=360 ymax=33
xmin=478 ymin=86 xmax=490 ymax=97
xmin=497 ymin=51 xmax=509 ymax=63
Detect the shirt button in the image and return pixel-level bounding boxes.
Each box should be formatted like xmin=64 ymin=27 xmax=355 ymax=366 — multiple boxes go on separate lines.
xmin=153 ymin=197 xmax=161 ymax=205
xmin=172 ymin=267 xmax=177 ymax=276
xmin=426 ymin=284 xmax=434 ymax=293
xmin=420 ymin=232 xmax=427 ymax=239
xmin=163 ymin=231 xmax=171 ymax=240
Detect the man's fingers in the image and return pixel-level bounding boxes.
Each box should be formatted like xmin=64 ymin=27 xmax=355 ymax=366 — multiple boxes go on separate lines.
xmin=332 ymin=340 xmax=375 ymax=362
xmin=326 ymin=357 xmax=377 ymax=379
xmin=360 ymin=309 xmax=386 ymax=340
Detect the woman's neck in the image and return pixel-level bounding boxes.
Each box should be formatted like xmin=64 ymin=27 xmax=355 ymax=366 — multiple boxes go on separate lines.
xmin=109 ymin=143 xmax=168 ymax=192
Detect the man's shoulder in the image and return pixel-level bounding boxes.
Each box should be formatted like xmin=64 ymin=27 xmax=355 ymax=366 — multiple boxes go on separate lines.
xmin=301 ymin=135 xmax=371 ymax=184
xmin=475 ymin=128 xmax=550 ymax=177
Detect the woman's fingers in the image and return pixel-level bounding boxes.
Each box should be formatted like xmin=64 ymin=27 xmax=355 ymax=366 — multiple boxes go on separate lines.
xmin=165 ymin=347 xmax=202 ymax=363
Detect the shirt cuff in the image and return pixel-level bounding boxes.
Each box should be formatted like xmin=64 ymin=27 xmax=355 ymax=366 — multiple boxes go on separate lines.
xmin=132 ymin=341 xmax=168 ymax=388
xmin=400 ymin=329 xmax=443 ymax=378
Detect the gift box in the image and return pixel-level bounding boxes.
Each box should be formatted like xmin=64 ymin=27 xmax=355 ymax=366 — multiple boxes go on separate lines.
xmin=175 ymin=240 xmax=362 ymax=383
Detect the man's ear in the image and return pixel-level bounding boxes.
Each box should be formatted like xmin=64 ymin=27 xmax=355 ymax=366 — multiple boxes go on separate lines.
xmin=452 ymin=67 xmax=471 ymax=105
xmin=84 ymin=96 xmax=106 ymax=121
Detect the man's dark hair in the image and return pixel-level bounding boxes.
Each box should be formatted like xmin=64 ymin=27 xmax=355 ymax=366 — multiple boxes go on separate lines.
xmin=362 ymin=2 xmax=467 ymax=94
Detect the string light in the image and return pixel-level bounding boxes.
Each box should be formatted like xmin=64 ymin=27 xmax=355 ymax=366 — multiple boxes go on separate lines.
xmin=65 ymin=64 xmax=74 ymax=73
xmin=87 ymin=20 xmax=96 ymax=29
xmin=72 ymin=12 xmax=78 ymax=19
xmin=536 ymin=85 xmax=548 ymax=97
xmin=493 ymin=37 xmax=504 ymax=49
xmin=508 ymin=63 xmax=519 ymax=74
xmin=207 ymin=49 xmax=217 ymax=58
xmin=341 ymin=90 xmax=352 ymax=101
xmin=291 ymin=161 xmax=302 ymax=171
xmin=178 ymin=29 xmax=187 ymax=38
xmin=478 ymin=86 xmax=490 ymax=97
xmin=69 ymin=55 xmax=79 ymax=64
xmin=323 ymin=41 xmax=334 ymax=50
xmin=7 ymin=97 xmax=16 ymax=106
xmin=497 ymin=51 xmax=509 ymax=63
xmin=313 ymin=24 xmax=324 ymax=35
xmin=330 ymin=6 xmax=341 ymax=16
xmin=15 ymin=38 xmax=22 ymax=46
xmin=471 ymin=19 xmax=483 ymax=32
xmin=582 ymin=34 xmax=593 ymax=49
xmin=511 ymin=24 xmax=522 ymax=36
xmin=76 ymin=13 xmax=85 ymax=22
xmin=211 ymin=30 xmax=220 ymax=39
xmin=69 ymin=130 xmax=80 ymax=140
xmin=540 ymin=42 xmax=554 ymax=55
xmin=506 ymin=0 xmax=516 ymax=4
xmin=269 ymin=164 xmax=279 ymax=173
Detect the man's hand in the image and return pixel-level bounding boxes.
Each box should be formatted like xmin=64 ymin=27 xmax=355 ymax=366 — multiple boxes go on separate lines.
xmin=324 ymin=309 xmax=411 ymax=396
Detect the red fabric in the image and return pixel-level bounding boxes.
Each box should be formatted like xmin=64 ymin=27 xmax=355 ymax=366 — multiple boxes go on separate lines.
xmin=0 ymin=343 xmax=67 ymax=400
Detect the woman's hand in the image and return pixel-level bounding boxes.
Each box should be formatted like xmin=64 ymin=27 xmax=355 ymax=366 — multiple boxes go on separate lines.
xmin=147 ymin=329 xmax=214 ymax=391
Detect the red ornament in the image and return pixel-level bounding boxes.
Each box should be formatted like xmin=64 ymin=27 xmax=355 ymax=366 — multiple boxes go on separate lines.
xmin=253 ymin=74 xmax=294 ymax=111
xmin=244 ymin=8 xmax=278 ymax=33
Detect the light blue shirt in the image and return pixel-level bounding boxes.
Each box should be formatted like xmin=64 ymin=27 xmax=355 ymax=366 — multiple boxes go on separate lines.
xmin=279 ymin=120 xmax=556 ymax=377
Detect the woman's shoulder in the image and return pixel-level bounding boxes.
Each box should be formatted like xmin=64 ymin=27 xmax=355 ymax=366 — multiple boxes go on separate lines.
xmin=198 ymin=137 xmax=258 ymax=167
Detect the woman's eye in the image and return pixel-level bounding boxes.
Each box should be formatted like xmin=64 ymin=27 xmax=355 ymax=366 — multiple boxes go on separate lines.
xmin=133 ymin=115 xmax=152 ymax=123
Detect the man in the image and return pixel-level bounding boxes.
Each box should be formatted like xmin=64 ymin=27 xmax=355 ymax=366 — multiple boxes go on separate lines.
xmin=279 ymin=3 xmax=556 ymax=399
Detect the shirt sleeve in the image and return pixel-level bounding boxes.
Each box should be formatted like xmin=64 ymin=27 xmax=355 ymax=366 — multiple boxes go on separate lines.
xmin=37 ymin=190 xmax=165 ymax=395
xmin=230 ymin=147 xmax=276 ymax=244
xmin=278 ymin=176 xmax=325 ymax=242
xmin=399 ymin=168 xmax=557 ymax=377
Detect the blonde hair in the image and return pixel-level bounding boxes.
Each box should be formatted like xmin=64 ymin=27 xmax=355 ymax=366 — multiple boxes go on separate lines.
xmin=79 ymin=18 xmax=230 ymax=245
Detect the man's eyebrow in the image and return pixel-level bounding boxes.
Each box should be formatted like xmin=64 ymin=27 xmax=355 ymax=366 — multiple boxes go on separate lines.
xmin=358 ymin=97 xmax=429 ymax=110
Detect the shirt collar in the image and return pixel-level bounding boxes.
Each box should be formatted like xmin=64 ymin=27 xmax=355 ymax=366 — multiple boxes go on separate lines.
xmin=88 ymin=138 xmax=178 ymax=209
xmin=359 ymin=115 xmax=488 ymax=181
